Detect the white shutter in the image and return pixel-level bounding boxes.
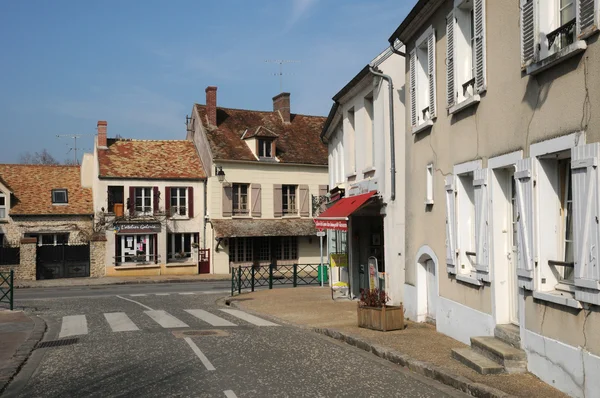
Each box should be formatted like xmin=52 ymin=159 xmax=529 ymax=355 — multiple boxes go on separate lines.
xmin=410 ymin=50 xmax=417 ymax=127
xmin=474 ymin=168 xmax=490 ymax=282
xmin=445 ymin=175 xmax=457 ymax=274
xmin=520 ymin=0 xmax=536 ymax=67
xmin=571 ymin=143 xmax=600 ymax=305
xmin=515 ymin=158 xmax=536 ymax=290
xmin=446 ymin=12 xmax=456 ymax=108
xmin=474 ymin=0 xmax=486 ymax=93
xmin=427 ymin=31 xmax=437 ymax=119
xmin=578 ymin=0 xmax=598 ymax=37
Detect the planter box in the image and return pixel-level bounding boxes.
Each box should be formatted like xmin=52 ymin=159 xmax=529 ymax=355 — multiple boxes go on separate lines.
xmin=357 ymin=304 xmax=404 ymax=332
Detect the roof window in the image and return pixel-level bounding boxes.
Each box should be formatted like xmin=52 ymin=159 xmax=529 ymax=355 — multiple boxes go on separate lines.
xmin=52 ymin=189 xmax=68 ymax=205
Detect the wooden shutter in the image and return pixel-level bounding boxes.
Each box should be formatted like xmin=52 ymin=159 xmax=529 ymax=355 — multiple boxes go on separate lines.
xmin=188 ymin=186 xmax=194 ymax=218
xmin=515 ymin=158 xmax=536 ymax=290
xmin=251 ymin=184 xmax=262 ymax=217
xmin=153 ymin=186 xmax=159 ymax=215
xmin=222 ymin=185 xmax=233 ymax=217
xmin=427 ymin=30 xmax=437 ymax=119
xmin=474 ymin=168 xmax=490 ymax=282
xmin=274 ymin=184 xmax=283 ymax=217
xmin=409 ymin=50 xmax=417 ymax=127
xmin=445 ymin=175 xmax=457 ymax=274
xmin=578 ymin=0 xmax=597 ymax=37
xmin=299 ymin=185 xmax=309 ymax=217
xmin=572 ymin=143 xmax=600 ymax=305
xmin=165 ymin=187 xmax=171 ymax=217
xmin=446 ymin=12 xmax=456 ymax=108
xmin=128 ymin=186 xmax=135 ymax=217
xmin=474 ymin=0 xmax=486 ymax=93
xmin=520 ymin=0 xmax=536 ymax=67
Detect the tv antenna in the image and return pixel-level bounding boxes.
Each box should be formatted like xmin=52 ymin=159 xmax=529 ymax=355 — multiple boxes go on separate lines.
xmin=265 ymin=59 xmax=300 ymax=92
xmin=56 ymin=134 xmax=93 ymax=165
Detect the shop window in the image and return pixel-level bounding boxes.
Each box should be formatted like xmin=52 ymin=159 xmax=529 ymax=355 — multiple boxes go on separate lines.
xmin=229 ymin=238 xmax=253 ymax=263
xmin=167 ymin=233 xmax=198 ymax=262
xmin=275 ymin=237 xmax=298 ymax=260
xmin=257 ymin=237 xmax=271 ymax=262
xmin=116 ymin=234 xmax=156 ymax=265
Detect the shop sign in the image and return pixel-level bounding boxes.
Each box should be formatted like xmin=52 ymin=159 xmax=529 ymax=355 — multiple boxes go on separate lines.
xmin=314 ymin=219 xmax=347 ymax=231
xmin=368 ymin=257 xmax=379 ymax=290
xmin=116 ymin=222 xmax=161 ymax=234
xmin=330 ymin=253 xmax=348 ymax=267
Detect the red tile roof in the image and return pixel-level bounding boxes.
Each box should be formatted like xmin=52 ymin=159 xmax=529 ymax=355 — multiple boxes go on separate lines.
xmin=195 ymin=105 xmax=327 ymax=165
xmin=98 ymin=139 xmax=206 ymax=180
xmin=0 ymin=164 xmax=93 ymax=215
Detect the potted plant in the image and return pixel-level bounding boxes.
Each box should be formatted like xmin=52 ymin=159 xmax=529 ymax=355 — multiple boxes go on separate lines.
xmin=357 ymin=288 xmax=404 ymax=332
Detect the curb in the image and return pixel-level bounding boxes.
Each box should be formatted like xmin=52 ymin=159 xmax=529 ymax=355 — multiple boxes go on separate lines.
xmin=15 ymin=277 xmax=231 ymax=290
xmin=0 ymin=315 xmax=47 ymax=394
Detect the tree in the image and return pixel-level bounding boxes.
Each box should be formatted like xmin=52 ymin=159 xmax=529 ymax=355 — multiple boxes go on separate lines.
xmin=18 ymin=149 xmax=59 ymax=165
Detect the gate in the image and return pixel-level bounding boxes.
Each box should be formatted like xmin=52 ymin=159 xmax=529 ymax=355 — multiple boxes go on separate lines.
xmin=37 ymin=243 xmax=90 ymax=279
xmin=198 ymin=248 xmax=210 ymax=274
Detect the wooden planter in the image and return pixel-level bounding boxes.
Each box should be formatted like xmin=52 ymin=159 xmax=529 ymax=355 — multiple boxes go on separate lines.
xmin=357 ymin=304 xmax=404 ymax=332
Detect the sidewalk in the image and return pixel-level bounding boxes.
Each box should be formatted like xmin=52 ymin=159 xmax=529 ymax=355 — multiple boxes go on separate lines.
xmin=15 ymin=273 xmax=231 ymax=289
xmin=230 ymin=287 xmax=567 ymax=398
xmin=0 ymin=310 xmax=45 ymax=394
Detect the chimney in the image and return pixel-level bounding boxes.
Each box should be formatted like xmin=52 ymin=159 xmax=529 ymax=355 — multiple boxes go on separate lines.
xmin=97 ymin=121 xmax=108 ymax=149
xmin=273 ymin=93 xmax=291 ymax=123
xmin=205 ymin=86 xmax=217 ymax=126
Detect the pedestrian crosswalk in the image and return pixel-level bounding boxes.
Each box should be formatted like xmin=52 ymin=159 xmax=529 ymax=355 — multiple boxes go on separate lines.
xmin=55 ymin=308 xmax=278 ymax=338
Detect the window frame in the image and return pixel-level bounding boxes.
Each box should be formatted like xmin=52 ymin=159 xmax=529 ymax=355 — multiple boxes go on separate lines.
xmin=426 ymin=163 xmax=434 ymax=205
xmin=275 ymin=236 xmax=298 ymax=261
xmin=51 ymin=189 xmax=68 ymax=205
xmin=257 ymin=139 xmax=273 ymax=159
xmin=167 ymin=232 xmax=197 ymax=263
xmin=282 ymin=185 xmax=298 ymax=215
xmin=229 ymin=237 xmax=253 ymax=263
xmin=232 ymin=184 xmax=249 ymax=215
xmin=107 ymin=186 xmax=124 ymax=214
xmin=410 ymin=25 xmax=436 ymax=133
xmin=170 ymin=187 xmax=188 ymax=217
xmin=0 ymin=193 xmax=6 ymax=219
xmin=116 ymin=234 xmax=157 ymax=265
xmin=134 ymin=187 xmax=153 ymax=215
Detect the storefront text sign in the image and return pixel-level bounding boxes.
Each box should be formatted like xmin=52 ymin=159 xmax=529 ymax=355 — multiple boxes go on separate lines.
xmin=314 ymin=219 xmax=347 ymax=231
xmin=117 ymin=223 xmax=162 ymax=234
xmin=330 ymin=253 xmax=348 ymax=267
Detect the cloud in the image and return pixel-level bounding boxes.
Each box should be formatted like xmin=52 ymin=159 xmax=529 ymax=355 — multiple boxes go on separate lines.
xmin=287 ymin=0 xmax=318 ymax=30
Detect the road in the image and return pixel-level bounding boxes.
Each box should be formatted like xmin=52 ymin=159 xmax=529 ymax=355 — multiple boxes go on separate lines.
xmin=4 ymin=283 xmax=467 ymax=398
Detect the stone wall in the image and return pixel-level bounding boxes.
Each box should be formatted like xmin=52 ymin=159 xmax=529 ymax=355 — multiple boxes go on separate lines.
xmin=0 ymin=215 xmax=93 ymax=245
xmin=90 ymin=235 xmax=106 ymax=278
xmin=0 ymin=238 xmax=36 ymax=281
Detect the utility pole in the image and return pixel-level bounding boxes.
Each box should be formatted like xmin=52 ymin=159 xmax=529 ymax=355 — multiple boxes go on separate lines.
xmin=265 ymin=59 xmax=300 ymax=92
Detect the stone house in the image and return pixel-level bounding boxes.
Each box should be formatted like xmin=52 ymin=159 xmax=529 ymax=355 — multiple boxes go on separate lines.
xmin=390 ymin=0 xmax=600 ymax=395
xmin=186 ymin=87 xmax=329 ymax=274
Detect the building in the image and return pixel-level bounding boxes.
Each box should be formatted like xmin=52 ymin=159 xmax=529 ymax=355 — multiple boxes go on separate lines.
xmin=82 ymin=121 xmax=207 ymax=277
xmin=186 ymin=87 xmax=328 ymax=274
xmin=316 ymin=44 xmax=406 ymax=305
xmin=390 ymin=0 xmax=600 ymax=395
xmin=0 ymin=164 xmax=95 ymax=280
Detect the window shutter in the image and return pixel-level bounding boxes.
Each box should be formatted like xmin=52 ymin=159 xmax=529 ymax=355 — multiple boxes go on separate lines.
xmin=445 ymin=175 xmax=457 ymax=274
xmin=128 ymin=187 xmax=135 ymax=217
xmin=578 ymin=0 xmax=598 ymax=37
xmin=520 ymin=0 xmax=536 ymax=67
xmin=153 ymin=186 xmax=159 ymax=215
xmin=222 ymin=185 xmax=233 ymax=217
xmin=474 ymin=168 xmax=490 ymax=282
xmin=427 ymin=30 xmax=437 ymax=119
xmin=251 ymin=184 xmax=262 ymax=217
xmin=165 ymin=187 xmax=171 ymax=217
xmin=474 ymin=0 xmax=486 ymax=93
xmin=299 ymin=185 xmax=310 ymax=217
xmin=446 ymin=12 xmax=456 ymax=108
xmin=188 ymin=186 xmax=194 ymax=218
xmin=515 ymin=158 xmax=536 ymax=290
xmin=410 ymin=50 xmax=417 ymax=127
xmin=274 ymin=184 xmax=283 ymax=217
xmin=571 ymin=143 xmax=600 ymax=305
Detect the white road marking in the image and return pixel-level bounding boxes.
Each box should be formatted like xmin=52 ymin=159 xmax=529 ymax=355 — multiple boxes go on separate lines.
xmin=155 ymin=293 xmax=170 ymax=296
xmin=130 ymin=294 xmax=147 ymax=297
xmin=59 ymin=315 xmax=88 ymax=338
xmin=219 ymin=309 xmax=279 ymax=326
xmin=223 ymin=390 xmax=238 ymax=398
xmin=116 ymin=295 xmax=154 ymax=311
xmin=104 ymin=312 xmax=139 ymax=332
xmin=145 ymin=310 xmax=189 ymax=328
xmin=185 ymin=309 xmax=237 ymax=327
xmin=179 ymin=292 xmax=195 ymax=295
xmin=202 ymin=290 xmax=230 ymax=295
xmin=184 ymin=337 xmax=215 ymax=371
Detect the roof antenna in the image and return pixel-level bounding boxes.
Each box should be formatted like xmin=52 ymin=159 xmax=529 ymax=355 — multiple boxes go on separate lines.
xmin=265 ymin=59 xmax=300 ymax=92
xmin=56 ymin=134 xmax=92 ymax=165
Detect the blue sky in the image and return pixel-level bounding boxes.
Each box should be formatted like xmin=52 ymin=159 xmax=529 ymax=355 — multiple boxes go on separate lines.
xmin=0 ymin=0 xmax=411 ymax=164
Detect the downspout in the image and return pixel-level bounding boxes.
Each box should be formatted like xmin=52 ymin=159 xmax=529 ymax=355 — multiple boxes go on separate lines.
xmin=203 ymin=178 xmax=208 ymax=249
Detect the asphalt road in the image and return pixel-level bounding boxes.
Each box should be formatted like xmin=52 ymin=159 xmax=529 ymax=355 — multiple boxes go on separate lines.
xmin=4 ymin=286 xmax=468 ymax=398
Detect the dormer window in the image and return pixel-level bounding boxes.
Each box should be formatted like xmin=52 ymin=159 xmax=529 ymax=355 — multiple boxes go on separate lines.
xmin=258 ymin=139 xmax=273 ymax=158
xmin=52 ymin=189 xmax=68 ymax=205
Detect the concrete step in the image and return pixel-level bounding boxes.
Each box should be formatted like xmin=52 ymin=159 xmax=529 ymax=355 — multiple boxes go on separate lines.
xmin=451 ymin=348 xmax=504 ymax=375
xmin=494 ymin=323 xmax=521 ymax=349
xmin=471 ymin=336 xmax=527 ymax=373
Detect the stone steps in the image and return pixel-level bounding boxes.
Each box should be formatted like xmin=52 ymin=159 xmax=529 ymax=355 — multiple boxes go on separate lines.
xmin=494 ymin=323 xmax=521 ymax=349
xmin=451 ymin=348 xmax=505 ymax=375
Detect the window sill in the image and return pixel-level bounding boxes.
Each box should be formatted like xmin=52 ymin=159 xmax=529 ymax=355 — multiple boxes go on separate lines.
xmin=345 ymin=172 xmax=357 ymax=179
xmin=362 ymin=166 xmax=376 ymax=174
xmin=449 ymin=95 xmax=481 ymax=115
xmin=165 ymin=262 xmax=196 ymax=267
xmin=526 ymin=40 xmax=587 ymax=76
xmin=170 ymin=216 xmax=190 ymax=221
xmin=232 ymin=215 xmax=251 ymax=219
xmin=456 ymin=273 xmax=483 ymax=287
xmin=533 ymin=290 xmax=582 ymax=309
xmin=115 ymin=264 xmax=160 ymax=270
xmin=411 ymin=120 xmax=434 ymax=135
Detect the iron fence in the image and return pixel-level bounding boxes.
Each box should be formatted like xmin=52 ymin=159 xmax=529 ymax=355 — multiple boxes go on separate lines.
xmin=231 ymin=264 xmax=327 ymax=296
xmin=0 ymin=270 xmax=14 ymax=310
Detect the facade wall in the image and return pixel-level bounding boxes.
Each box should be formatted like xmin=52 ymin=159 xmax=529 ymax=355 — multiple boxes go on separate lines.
xmin=0 ymin=216 xmax=93 ymax=245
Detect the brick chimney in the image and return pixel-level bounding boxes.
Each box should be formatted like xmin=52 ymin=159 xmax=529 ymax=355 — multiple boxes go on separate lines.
xmin=205 ymin=86 xmax=217 ymax=126
xmin=273 ymin=93 xmax=291 ymax=123
xmin=97 ymin=121 xmax=107 ymax=149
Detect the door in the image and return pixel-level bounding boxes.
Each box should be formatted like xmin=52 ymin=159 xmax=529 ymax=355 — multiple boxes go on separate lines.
xmin=37 ymin=243 xmax=90 ymax=279
xmin=426 ymin=260 xmax=436 ymax=319
xmin=509 ymin=174 xmax=520 ymax=325
xmin=199 ymin=249 xmax=210 ymax=274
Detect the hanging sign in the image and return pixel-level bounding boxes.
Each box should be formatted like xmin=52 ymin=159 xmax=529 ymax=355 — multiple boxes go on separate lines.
xmin=116 ymin=222 xmax=161 ymax=234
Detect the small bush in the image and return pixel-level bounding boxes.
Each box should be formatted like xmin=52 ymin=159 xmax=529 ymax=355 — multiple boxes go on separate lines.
xmin=359 ymin=288 xmax=389 ymax=308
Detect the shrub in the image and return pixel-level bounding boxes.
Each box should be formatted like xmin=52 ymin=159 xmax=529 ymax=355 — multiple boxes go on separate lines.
xmin=359 ymin=288 xmax=389 ymax=308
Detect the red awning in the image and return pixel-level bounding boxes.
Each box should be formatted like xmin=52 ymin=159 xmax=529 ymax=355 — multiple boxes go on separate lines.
xmin=314 ymin=190 xmax=377 ymax=231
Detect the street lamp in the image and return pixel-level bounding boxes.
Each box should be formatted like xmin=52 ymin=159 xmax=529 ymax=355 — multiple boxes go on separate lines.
xmin=215 ymin=166 xmax=226 ymax=183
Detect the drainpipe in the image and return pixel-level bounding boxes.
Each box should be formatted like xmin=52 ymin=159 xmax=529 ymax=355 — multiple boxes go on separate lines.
xmin=202 ymin=178 xmax=208 ymax=249
xmin=389 ymin=43 xmax=406 ymax=57
xmin=368 ymin=66 xmax=397 ymax=201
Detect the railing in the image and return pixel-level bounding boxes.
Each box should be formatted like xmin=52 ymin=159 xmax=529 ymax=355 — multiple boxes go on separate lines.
xmin=547 ymin=18 xmax=576 ymax=51
xmin=115 ymin=254 xmax=160 ymax=266
xmin=231 ymin=264 xmax=328 ymax=296
xmin=0 ymin=270 xmax=13 ymax=310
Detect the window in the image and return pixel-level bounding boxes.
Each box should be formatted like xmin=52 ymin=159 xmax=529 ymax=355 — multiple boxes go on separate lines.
xmin=257 ymin=237 xmax=271 ymax=261
xmin=229 ymin=238 xmax=253 ymax=262
xmin=282 ymin=185 xmax=297 ymax=215
xmin=232 ymin=184 xmax=249 ymax=215
xmin=170 ymin=188 xmax=188 ymax=216
xmin=364 ymin=95 xmax=375 ymax=168
xmin=52 ymin=189 xmax=68 ymax=204
xmin=27 ymin=233 xmax=69 ymax=246
xmin=410 ymin=27 xmax=436 ymax=130
xmin=0 ymin=193 xmax=6 ymax=219
xmin=135 ymin=187 xmax=152 ymax=214
xmin=426 ymin=164 xmax=434 ymax=205
xmin=457 ymin=172 xmax=476 ymax=275
xmin=275 ymin=237 xmax=298 ymax=261
xmin=107 ymin=186 xmax=124 ymax=213
xmin=116 ymin=234 xmax=156 ymax=265
xmin=346 ymin=108 xmax=356 ymax=174
xmin=167 ymin=233 xmax=198 ymax=262
xmin=258 ymin=139 xmax=273 ymax=158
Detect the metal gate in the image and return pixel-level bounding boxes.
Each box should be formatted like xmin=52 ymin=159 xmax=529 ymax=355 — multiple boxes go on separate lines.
xmin=36 ymin=243 xmax=90 ymax=279
xmin=198 ymin=248 xmax=210 ymax=274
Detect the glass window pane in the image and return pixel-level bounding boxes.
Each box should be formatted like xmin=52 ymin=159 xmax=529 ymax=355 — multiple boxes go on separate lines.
xmin=0 ymin=196 xmax=5 ymax=205
xmin=0 ymin=209 xmax=5 ymax=219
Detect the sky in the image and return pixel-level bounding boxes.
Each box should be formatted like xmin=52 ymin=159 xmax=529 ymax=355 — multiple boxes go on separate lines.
xmin=0 ymin=0 xmax=412 ymax=164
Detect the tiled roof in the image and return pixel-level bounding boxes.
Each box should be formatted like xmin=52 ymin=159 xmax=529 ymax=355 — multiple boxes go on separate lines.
xmin=0 ymin=164 xmax=93 ymax=215
xmin=98 ymin=139 xmax=206 ymax=180
xmin=211 ymin=219 xmax=317 ymax=238
xmin=195 ymin=105 xmax=327 ymax=165
xmin=244 ymin=126 xmax=279 ymax=139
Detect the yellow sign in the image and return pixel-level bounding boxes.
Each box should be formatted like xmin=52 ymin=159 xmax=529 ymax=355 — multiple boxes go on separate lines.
xmin=330 ymin=253 xmax=348 ymax=267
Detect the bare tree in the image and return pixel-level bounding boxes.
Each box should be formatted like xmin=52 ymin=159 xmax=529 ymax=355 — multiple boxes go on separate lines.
xmin=18 ymin=149 xmax=59 ymax=165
